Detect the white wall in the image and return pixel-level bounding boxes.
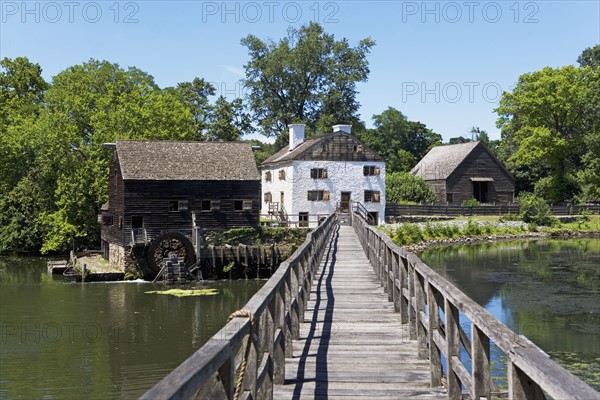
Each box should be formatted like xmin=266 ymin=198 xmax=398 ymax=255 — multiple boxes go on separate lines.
xmin=260 ymin=160 xmax=386 ymax=225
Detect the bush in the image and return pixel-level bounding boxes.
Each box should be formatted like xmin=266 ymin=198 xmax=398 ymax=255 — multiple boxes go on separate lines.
xmin=518 ymin=193 xmax=557 ymax=226
xmin=386 ymin=172 xmax=437 ymax=204
xmin=462 ymin=198 xmax=479 ymax=207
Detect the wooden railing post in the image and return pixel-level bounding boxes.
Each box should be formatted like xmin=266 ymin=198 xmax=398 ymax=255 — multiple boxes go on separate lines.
xmin=415 ymin=272 xmax=427 ymax=359
xmin=445 ymin=299 xmax=462 ymax=399
xmin=399 ymin=256 xmax=409 ymax=324
xmin=392 ymin=252 xmax=401 ymax=313
xmin=408 ymin=262 xmax=416 ymax=340
xmin=472 ymin=325 xmax=492 ymax=399
xmin=274 ymin=284 xmax=286 ymax=384
xmin=508 ymin=361 xmax=545 ymax=400
xmin=427 ymin=282 xmax=443 ymax=387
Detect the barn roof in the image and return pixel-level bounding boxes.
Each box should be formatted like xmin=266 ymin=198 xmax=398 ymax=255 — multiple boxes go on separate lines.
xmin=115 ymin=140 xmax=260 ymax=181
xmin=411 ymin=141 xmax=481 ymax=180
xmin=262 ymin=132 xmax=384 ymax=165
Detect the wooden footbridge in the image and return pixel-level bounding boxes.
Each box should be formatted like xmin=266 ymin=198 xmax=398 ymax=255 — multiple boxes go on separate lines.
xmin=142 ymin=214 xmax=599 ymax=400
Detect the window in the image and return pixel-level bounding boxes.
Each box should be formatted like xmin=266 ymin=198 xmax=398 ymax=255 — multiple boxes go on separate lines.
xmin=310 ymin=168 xmax=328 ymax=179
xmin=265 ymin=171 xmax=272 ymax=182
xmin=363 ymin=166 xmax=381 ymax=176
xmin=299 ymin=212 xmax=309 ymax=227
xmin=307 ymin=190 xmax=330 ymax=201
xmin=364 ymin=190 xmax=380 ymax=203
xmin=234 ymin=200 xmax=253 ymax=211
xmin=101 ymin=214 xmax=113 ymax=226
xmin=201 ymin=200 xmax=220 ymax=212
xmin=278 ymin=169 xmax=286 ymax=180
xmin=321 ymin=144 xmax=328 ymax=153
xmin=353 ymin=144 xmax=363 ymax=153
xmin=264 ymin=192 xmax=272 ymax=202
xmin=446 ymin=193 xmax=454 ymax=203
xmin=169 ymin=200 xmax=188 ymax=212
xmin=132 ymin=216 xmax=144 ymax=229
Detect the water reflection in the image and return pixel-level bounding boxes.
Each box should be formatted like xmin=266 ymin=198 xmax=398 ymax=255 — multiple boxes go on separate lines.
xmin=420 ymin=238 xmax=600 ymax=390
xmin=0 ymin=256 xmax=265 ymax=399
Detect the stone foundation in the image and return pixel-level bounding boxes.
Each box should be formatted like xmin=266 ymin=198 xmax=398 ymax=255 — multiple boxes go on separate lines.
xmin=107 ymin=243 xmax=148 ymax=279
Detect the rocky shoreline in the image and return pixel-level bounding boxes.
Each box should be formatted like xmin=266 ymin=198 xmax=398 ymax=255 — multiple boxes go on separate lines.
xmin=403 ymin=230 xmax=600 ymax=253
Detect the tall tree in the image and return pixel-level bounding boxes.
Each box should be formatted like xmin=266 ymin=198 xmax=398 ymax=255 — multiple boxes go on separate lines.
xmin=205 ymin=96 xmax=254 ymax=141
xmin=496 ymin=65 xmax=599 ymax=202
xmin=241 ymin=22 xmax=374 ymax=140
xmin=357 ymin=107 xmax=441 ymax=173
xmin=577 ymin=44 xmax=600 ymax=68
xmin=173 ymin=78 xmax=216 ymax=140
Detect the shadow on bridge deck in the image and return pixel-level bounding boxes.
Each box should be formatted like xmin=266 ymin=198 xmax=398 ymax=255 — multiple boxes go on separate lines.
xmin=274 ymin=225 xmax=448 ymax=400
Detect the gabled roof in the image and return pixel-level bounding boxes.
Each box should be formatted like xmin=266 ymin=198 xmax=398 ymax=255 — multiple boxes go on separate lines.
xmin=411 ymin=141 xmax=481 ymax=180
xmin=116 ymin=140 xmax=260 ymax=181
xmin=262 ymin=132 xmax=384 ymax=165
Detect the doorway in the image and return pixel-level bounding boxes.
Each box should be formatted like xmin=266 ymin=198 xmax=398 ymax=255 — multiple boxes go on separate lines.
xmin=340 ymin=192 xmax=351 ymax=212
xmin=472 ymin=182 xmax=489 ymax=203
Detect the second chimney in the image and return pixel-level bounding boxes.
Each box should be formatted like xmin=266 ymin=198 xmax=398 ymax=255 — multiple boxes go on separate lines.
xmin=288 ymin=124 xmax=305 ymax=151
xmin=332 ymin=124 xmax=352 ymax=134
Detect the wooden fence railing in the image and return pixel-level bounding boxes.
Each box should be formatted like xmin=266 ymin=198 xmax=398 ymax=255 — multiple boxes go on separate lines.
xmin=385 ymin=203 xmax=600 ymax=217
xmin=141 ymin=213 xmax=336 ymax=400
xmin=353 ymin=214 xmax=599 ymax=400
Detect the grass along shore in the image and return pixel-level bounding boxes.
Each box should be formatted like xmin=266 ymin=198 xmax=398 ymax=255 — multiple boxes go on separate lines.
xmin=379 ymin=215 xmax=600 ymax=251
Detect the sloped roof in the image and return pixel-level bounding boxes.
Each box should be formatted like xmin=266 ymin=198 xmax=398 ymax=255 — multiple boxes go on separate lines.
xmin=116 ymin=140 xmax=260 ymax=181
xmin=262 ymin=132 xmax=384 ymax=165
xmin=411 ymin=141 xmax=481 ymax=180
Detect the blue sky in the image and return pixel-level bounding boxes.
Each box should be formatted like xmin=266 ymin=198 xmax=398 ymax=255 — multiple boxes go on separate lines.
xmin=1 ymin=1 xmax=599 ymax=142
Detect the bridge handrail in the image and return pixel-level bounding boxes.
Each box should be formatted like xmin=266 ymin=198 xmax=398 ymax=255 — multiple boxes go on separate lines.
xmin=141 ymin=213 xmax=337 ymax=400
xmin=352 ymin=213 xmax=599 ymax=400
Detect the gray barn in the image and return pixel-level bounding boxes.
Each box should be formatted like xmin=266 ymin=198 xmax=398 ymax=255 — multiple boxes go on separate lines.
xmin=411 ymin=141 xmax=515 ymax=204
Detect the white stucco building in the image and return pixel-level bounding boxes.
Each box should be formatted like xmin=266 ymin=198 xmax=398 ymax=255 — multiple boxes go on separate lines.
xmin=260 ymin=124 xmax=386 ymax=227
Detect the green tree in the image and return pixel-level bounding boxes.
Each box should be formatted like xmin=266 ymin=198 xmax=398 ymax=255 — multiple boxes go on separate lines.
xmin=357 ymin=107 xmax=441 ymax=173
xmin=0 ymin=57 xmax=48 ymax=193
xmin=205 ymin=96 xmax=254 ymax=141
xmin=577 ymin=44 xmax=600 ymax=68
xmin=448 ymin=136 xmax=471 ymax=144
xmin=386 ymin=172 xmax=437 ymax=204
xmin=241 ymin=22 xmax=374 ymax=139
xmin=172 ymin=78 xmax=216 ymax=140
xmin=496 ymin=65 xmax=599 ymax=203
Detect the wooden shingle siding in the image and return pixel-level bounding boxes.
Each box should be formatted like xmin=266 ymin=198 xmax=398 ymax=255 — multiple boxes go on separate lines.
xmin=101 ymin=141 xmax=261 ymax=248
xmin=123 ymin=180 xmax=260 ymax=237
xmin=446 ymin=145 xmax=514 ymax=203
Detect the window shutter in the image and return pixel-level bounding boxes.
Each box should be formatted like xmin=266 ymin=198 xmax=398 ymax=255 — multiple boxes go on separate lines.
xmin=279 ymin=169 xmax=285 ymax=180
xmin=243 ymin=200 xmax=253 ymax=210
xmin=373 ymin=191 xmax=381 ymax=202
xmin=307 ymin=191 xmax=312 ymax=201
xmin=374 ymin=166 xmax=381 ymax=175
xmin=323 ymin=191 xmax=330 ymax=201
xmin=322 ymin=169 xmax=328 ymax=178
xmin=212 ymin=200 xmax=220 ymax=210
xmin=310 ymin=169 xmax=316 ymax=179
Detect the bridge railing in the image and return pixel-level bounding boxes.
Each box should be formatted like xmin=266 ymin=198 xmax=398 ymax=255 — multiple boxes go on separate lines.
xmin=141 ymin=213 xmax=337 ymax=400
xmin=353 ymin=214 xmax=598 ymax=400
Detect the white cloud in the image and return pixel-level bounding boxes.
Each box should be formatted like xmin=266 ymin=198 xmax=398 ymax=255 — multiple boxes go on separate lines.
xmin=224 ymin=65 xmax=245 ymax=78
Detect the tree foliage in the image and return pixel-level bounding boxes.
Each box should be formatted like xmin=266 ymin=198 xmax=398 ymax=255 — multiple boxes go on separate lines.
xmin=496 ymin=64 xmax=599 ymax=203
xmin=386 ymin=172 xmax=437 ymax=204
xmin=241 ymin=22 xmax=374 ymax=139
xmin=357 ymin=107 xmax=441 ymax=173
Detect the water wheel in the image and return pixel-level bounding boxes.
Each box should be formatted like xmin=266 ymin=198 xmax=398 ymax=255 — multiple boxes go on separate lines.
xmin=146 ymin=232 xmax=196 ymax=275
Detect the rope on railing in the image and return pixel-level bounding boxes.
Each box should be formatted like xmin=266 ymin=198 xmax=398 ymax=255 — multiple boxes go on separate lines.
xmin=227 ymin=309 xmax=255 ymax=400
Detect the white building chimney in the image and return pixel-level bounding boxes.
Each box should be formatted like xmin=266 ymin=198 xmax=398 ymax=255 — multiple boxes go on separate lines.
xmin=288 ymin=124 xmax=305 ymax=151
xmin=332 ymin=124 xmax=352 ymax=134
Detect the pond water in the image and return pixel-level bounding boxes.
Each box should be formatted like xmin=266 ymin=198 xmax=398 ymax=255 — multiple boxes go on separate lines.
xmin=0 ymin=256 xmax=264 ymax=399
xmin=420 ymin=238 xmax=600 ymax=391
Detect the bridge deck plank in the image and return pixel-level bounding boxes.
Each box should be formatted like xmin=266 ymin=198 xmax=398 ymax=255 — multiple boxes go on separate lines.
xmin=274 ymin=225 xmax=447 ymax=399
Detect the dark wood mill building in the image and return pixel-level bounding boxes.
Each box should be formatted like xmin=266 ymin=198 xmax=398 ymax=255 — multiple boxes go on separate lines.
xmin=411 ymin=141 xmax=515 ymax=204
xmin=100 ymin=140 xmax=260 ymax=276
